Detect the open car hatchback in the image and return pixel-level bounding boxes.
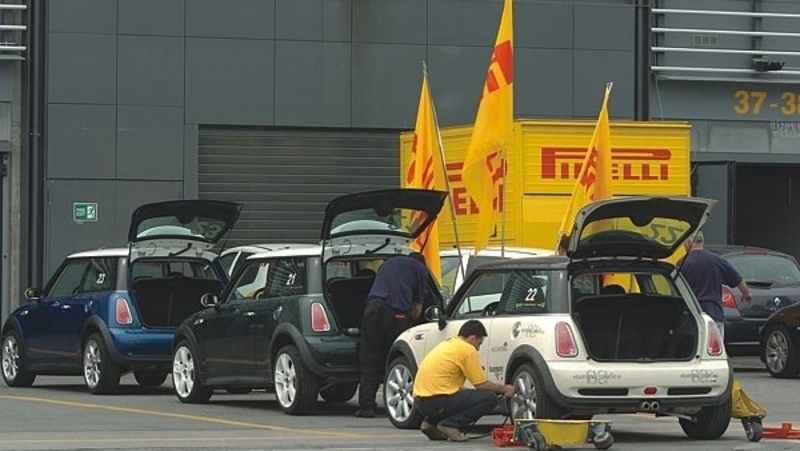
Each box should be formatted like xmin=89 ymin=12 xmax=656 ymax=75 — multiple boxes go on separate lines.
xmin=1 ymin=200 xmax=240 ymax=394
xmin=387 ymin=196 xmax=736 ymax=441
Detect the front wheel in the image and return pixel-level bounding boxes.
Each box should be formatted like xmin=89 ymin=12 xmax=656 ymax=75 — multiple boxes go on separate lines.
xmin=83 ymin=333 xmax=121 ymax=394
xmin=2 ymin=330 xmax=36 ymax=387
xmin=172 ymin=341 xmax=212 ymax=404
xmin=679 ymin=395 xmax=732 ymax=440
xmin=762 ymin=325 xmax=800 ymax=378
xmin=384 ymin=356 xmax=423 ymax=429
xmin=274 ymin=345 xmax=319 ymax=415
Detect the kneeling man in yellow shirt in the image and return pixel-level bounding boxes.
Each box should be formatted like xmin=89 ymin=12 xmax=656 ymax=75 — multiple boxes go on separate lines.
xmin=413 ymin=320 xmax=516 ymax=442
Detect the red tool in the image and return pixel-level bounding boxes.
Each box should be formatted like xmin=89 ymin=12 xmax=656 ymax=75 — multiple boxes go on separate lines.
xmin=763 ymin=423 xmax=800 ymax=440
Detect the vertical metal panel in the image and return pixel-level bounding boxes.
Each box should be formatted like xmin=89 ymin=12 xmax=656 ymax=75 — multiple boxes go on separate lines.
xmin=198 ymin=127 xmax=400 ymax=246
xmin=691 ymin=161 xmax=734 ymax=244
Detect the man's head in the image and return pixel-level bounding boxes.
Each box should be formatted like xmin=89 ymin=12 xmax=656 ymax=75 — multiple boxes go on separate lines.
xmin=684 ymin=230 xmax=704 ymax=251
xmin=557 ymin=233 xmax=570 ymax=256
xmin=458 ymin=319 xmax=488 ymax=350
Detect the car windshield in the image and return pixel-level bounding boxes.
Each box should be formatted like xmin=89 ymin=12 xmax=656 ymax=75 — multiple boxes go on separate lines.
xmin=131 ymin=259 xmax=217 ymax=280
xmin=727 ymin=254 xmax=800 ymax=286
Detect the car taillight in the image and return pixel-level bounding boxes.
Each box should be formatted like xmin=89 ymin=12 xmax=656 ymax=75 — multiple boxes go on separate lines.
xmin=116 ymin=298 xmax=133 ymax=325
xmin=555 ymin=322 xmax=578 ymax=357
xmin=310 ymin=302 xmax=330 ymax=332
xmin=707 ymin=321 xmax=724 ymax=356
xmin=721 ymin=286 xmax=737 ymax=309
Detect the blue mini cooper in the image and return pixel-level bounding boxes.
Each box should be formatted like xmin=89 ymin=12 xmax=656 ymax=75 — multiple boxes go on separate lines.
xmin=1 ymin=200 xmax=240 ymax=394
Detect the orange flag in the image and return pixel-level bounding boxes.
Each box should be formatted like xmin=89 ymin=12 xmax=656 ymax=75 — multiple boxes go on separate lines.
xmin=557 ymin=84 xmax=614 ymax=244
xmin=405 ymin=69 xmax=445 ymax=282
xmin=462 ymin=0 xmax=514 ymax=252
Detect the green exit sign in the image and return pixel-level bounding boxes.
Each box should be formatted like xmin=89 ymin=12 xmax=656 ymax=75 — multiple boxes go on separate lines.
xmin=73 ymin=202 xmax=98 ymax=223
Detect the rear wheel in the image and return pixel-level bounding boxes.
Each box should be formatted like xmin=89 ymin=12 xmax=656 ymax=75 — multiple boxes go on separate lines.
xmin=274 ymin=345 xmax=319 ymax=415
xmin=679 ymin=395 xmax=732 ymax=440
xmin=384 ymin=356 xmax=423 ymax=429
xmin=320 ymin=383 xmax=358 ymax=404
xmin=173 ymin=341 xmax=212 ymax=403
xmin=83 ymin=333 xmax=121 ymax=394
xmin=763 ymin=325 xmax=800 ymax=378
xmin=511 ymin=363 xmax=567 ymax=420
xmin=134 ymin=370 xmax=168 ymax=387
xmin=2 ymin=330 xmax=36 ymax=387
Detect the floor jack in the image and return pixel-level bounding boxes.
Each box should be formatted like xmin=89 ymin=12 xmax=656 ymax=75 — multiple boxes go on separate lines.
xmin=492 ymin=417 xmax=613 ymax=450
xmin=731 ymin=379 xmax=767 ymax=442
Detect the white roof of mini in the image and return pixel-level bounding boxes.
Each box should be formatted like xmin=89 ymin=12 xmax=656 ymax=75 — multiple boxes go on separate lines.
xmin=67 ymin=248 xmax=129 ymax=258
xmin=222 ymin=243 xmax=318 ymax=255
xmin=247 ymin=244 xmax=323 ymax=260
xmin=440 ymin=246 xmax=554 ymax=258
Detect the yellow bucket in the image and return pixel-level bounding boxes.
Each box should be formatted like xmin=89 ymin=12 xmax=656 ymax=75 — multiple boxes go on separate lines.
xmin=515 ymin=419 xmax=612 ymax=446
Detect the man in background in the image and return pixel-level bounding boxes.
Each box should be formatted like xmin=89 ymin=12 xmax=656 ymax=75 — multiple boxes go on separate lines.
xmin=679 ymin=231 xmax=752 ymax=338
xmin=355 ymin=252 xmax=428 ymax=418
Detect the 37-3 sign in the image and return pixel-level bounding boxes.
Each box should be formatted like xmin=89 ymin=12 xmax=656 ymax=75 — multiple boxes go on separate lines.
xmin=733 ymin=90 xmax=800 ymax=116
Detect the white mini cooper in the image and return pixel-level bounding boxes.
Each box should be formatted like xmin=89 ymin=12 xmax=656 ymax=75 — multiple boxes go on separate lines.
xmin=385 ymin=196 xmax=733 ymax=440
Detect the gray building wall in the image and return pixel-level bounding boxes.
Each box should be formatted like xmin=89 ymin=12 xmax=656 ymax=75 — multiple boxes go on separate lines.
xmin=41 ymin=0 xmax=637 ymax=276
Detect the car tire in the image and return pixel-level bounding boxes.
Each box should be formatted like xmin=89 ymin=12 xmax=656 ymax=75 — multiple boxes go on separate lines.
xmin=83 ymin=333 xmax=121 ymax=395
xmin=1 ymin=330 xmax=36 ymax=387
xmin=320 ymin=383 xmax=358 ymax=404
xmin=762 ymin=325 xmax=800 ymax=378
xmin=172 ymin=340 xmax=212 ymax=404
xmin=679 ymin=395 xmax=732 ymax=440
xmin=384 ymin=356 xmax=424 ymax=429
xmin=274 ymin=345 xmax=319 ymax=415
xmin=511 ymin=363 xmax=567 ymax=420
xmin=134 ymin=370 xmax=168 ymax=387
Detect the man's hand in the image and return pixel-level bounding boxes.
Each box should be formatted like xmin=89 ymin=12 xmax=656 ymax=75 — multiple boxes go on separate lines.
xmin=502 ymin=384 xmax=516 ymax=399
xmin=410 ymin=302 xmax=423 ymax=320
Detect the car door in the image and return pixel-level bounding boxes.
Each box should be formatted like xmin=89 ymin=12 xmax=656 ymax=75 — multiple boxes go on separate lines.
xmin=252 ymin=256 xmax=309 ymax=382
xmin=21 ymin=258 xmax=92 ymax=364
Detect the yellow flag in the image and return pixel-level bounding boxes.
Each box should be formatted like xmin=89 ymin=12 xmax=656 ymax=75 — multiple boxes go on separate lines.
xmin=557 ymin=84 xmax=613 ymax=242
xmin=462 ymin=0 xmax=514 ymax=252
xmin=404 ymin=71 xmax=445 ymax=282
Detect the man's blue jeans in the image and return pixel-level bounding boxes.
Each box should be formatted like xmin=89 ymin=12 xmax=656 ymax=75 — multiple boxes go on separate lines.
xmin=414 ymin=390 xmax=499 ymax=430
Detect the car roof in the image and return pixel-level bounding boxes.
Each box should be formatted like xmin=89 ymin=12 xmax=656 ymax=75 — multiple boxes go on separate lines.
xmin=440 ymin=246 xmax=554 ymax=258
xmin=67 ymin=248 xmax=128 ymax=258
xmin=704 ymin=244 xmax=791 ymax=257
xmin=247 ymin=245 xmax=323 ymax=260
xmin=222 ymin=243 xmax=317 ymax=256
xmin=471 ymin=255 xmax=570 ymax=271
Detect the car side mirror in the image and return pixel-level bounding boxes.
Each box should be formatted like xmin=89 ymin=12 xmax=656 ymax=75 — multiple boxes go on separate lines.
xmin=424 ymin=306 xmax=442 ymax=322
xmin=200 ymin=293 xmax=220 ymax=308
xmin=24 ymin=287 xmax=42 ymax=301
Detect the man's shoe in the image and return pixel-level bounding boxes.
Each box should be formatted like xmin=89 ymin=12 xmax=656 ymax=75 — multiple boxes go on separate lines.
xmin=420 ymin=420 xmax=448 ymax=441
xmin=354 ymin=407 xmax=375 ymax=418
xmin=436 ymin=424 xmax=468 ymax=442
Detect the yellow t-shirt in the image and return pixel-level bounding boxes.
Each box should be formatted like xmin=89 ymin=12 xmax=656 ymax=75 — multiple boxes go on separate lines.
xmin=413 ymin=337 xmax=488 ymax=398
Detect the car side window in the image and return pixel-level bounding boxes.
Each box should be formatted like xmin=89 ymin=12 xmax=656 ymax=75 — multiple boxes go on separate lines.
xmin=259 ymin=257 xmax=307 ymax=298
xmin=497 ymin=271 xmax=549 ymax=315
xmin=79 ymin=257 xmax=117 ymax=293
xmin=227 ymin=261 xmax=270 ymax=301
xmin=440 ymin=256 xmax=461 ymax=297
xmin=47 ymin=259 xmax=91 ymax=297
xmin=219 ymin=252 xmax=238 ymax=276
xmin=453 ymin=271 xmax=506 ymax=318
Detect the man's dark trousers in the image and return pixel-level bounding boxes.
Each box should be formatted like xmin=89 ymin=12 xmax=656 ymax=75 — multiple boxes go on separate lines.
xmin=414 ymin=390 xmax=499 ymax=430
xmin=358 ymin=301 xmax=412 ymax=409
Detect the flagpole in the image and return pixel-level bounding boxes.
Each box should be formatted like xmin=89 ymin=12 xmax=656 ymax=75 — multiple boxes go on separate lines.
xmin=500 ymin=145 xmax=506 ymax=258
xmin=423 ymin=60 xmax=466 ymax=282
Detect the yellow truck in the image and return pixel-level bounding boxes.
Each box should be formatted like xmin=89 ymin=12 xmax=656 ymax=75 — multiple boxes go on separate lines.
xmin=400 ymin=119 xmax=691 ymax=251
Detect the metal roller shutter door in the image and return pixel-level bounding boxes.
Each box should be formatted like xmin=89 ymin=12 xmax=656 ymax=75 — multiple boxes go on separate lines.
xmin=198 ymin=127 xmax=400 ymax=247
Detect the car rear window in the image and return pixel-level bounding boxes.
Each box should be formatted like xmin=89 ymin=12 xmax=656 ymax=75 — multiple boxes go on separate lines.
xmin=727 ymin=254 xmax=800 ymax=286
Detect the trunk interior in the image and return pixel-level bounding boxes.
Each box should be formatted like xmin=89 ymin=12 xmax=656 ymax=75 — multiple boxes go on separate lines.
xmin=325 ymin=273 xmax=376 ymax=333
xmin=573 ymin=294 xmax=698 ymax=361
xmin=132 ymin=277 xmax=223 ymax=327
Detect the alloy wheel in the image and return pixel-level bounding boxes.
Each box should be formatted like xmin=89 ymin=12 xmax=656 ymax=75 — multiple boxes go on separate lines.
xmin=274 ymin=353 xmax=297 ymax=408
xmin=511 ymin=370 xmax=537 ymax=420
xmin=385 ymin=363 xmax=415 ymax=422
xmin=765 ymin=330 xmax=789 ymax=374
xmin=2 ymin=335 xmax=19 ymax=381
xmin=173 ymin=346 xmax=196 ymax=398
xmin=83 ymin=339 xmax=102 ymax=388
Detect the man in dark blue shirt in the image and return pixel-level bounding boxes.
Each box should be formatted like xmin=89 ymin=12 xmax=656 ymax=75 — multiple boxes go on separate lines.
xmin=356 ymin=252 xmax=429 ymax=418
xmin=679 ymin=231 xmax=752 ymax=338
